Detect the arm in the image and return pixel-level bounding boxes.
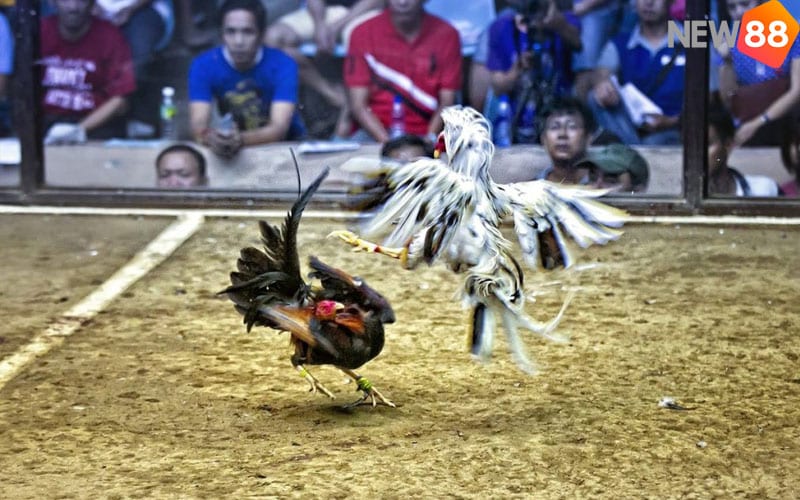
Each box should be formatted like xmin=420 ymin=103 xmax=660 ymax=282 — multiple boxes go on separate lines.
xmin=240 ymin=101 xmax=295 ymax=145
xmin=79 ymin=96 xmax=129 ymax=133
xmin=190 ymin=100 xmax=237 ymax=158
xmin=490 ymin=58 xmax=524 ymax=96
xmin=735 ymin=57 xmax=800 ymax=146
xmin=589 ymin=42 xmax=620 ymax=107
xmin=307 ymin=0 xmax=336 ymax=53
xmin=573 ymin=0 xmax=612 ymax=17
xmin=541 ymin=2 xmax=582 ymax=51
xmin=348 ymin=86 xmax=389 ymax=142
xmin=427 ymin=89 xmax=458 ymax=136
xmin=189 ymin=101 xmax=213 ymax=142
xmin=328 ymin=0 xmax=384 ymax=35
xmin=716 ymin=43 xmax=737 ymax=108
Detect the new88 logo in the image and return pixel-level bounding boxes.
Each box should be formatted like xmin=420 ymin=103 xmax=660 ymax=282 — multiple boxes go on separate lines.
xmin=737 ymin=0 xmax=799 ymax=68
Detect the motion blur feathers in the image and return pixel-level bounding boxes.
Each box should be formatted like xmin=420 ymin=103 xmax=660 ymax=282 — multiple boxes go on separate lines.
xmin=221 ymin=167 xmax=396 ymax=407
xmin=334 ymin=106 xmax=626 ymax=374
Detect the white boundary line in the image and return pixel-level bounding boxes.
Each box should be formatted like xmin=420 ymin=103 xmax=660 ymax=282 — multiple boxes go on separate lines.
xmin=0 ymin=213 xmax=205 ymax=390
xmin=1 ymin=204 xmax=799 ymax=225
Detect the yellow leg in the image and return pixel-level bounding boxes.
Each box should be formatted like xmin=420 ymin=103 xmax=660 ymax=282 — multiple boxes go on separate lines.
xmin=296 ymin=365 xmax=335 ymax=399
xmin=328 ymin=230 xmax=408 ymax=264
xmin=339 ymin=367 xmax=396 ymax=408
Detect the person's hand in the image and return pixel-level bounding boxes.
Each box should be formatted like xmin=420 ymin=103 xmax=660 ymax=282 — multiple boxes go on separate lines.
xmin=203 ymin=128 xmax=243 ymax=159
xmin=44 ymin=123 xmax=87 ymax=145
xmin=639 ymin=114 xmax=678 ymax=132
xmin=734 ymin=118 xmax=761 ymax=147
xmin=540 ymin=0 xmax=566 ymax=32
xmin=593 ymin=78 xmax=620 ymax=107
xmin=313 ymin=23 xmax=337 ymax=54
xmin=716 ymin=40 xmax=731 ymax=62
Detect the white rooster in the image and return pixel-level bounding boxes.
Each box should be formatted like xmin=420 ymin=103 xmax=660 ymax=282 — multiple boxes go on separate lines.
xmin=333 ymin=105 xmax=626 ymax=374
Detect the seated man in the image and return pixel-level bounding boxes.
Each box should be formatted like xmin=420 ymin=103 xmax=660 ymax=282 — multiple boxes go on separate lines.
xmin=587 ymin=0 xmax=683 ymax=145
xmin=575 ymin=142 xmax=650 ymax=193
xmin=41 ymin=0 xmax=136 ymax=144
xmin=381 ymin=133 xmax=433 ymax=162
xmin=156 ymin=143 xmax=208 ymax=188
xmin=716 ymin=0 xmax=800 ymax=146
xmin=536 ymin=96 xmax=595 ymax=184
xmin=707 ymin=104 xmax=780 ymax=197
xmin=487 ymin=0 xmax=582 ymax=144
xmin=0 ymin=11 xmax=12 ymax=137
xmin=265 ymin=0 xmax=384 ymax=138
xmin=344 ymin=0 xmax=462 ymax=143
xmin=188 ymin=0 xmax=304 ymax=159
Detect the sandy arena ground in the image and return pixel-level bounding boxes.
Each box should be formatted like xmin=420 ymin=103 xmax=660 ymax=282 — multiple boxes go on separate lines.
xmin=0 ymin=213 xmax=798 ymax=498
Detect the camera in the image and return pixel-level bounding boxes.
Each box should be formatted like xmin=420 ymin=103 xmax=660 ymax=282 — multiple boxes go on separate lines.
xmin=516 ymin=0 xmax=574 ymax=43
xmin=516 ymin=0 xmax=574 ymax=20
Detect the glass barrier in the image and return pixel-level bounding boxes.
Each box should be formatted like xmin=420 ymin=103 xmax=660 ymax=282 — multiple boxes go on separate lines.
xmin=705 ymin=0 xmax=799 ymax=199
xmin=36 ymin=0 xmax=688 ymax=198
xmin=0 ymin=6 xmax=18 ymax=187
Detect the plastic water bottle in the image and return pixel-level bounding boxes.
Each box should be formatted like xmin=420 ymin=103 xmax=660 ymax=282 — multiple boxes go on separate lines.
xmin=493 ymin=95 xmax=512 ymax=148
xmin=160 ymin=86 xmax=177 ymax=140
xmin=389 ymin=95 xmax=405 ymax=139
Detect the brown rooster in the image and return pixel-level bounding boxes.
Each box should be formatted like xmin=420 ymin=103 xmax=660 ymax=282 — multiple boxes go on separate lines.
xmin=220 ymin=168 xmax=396 ymax=408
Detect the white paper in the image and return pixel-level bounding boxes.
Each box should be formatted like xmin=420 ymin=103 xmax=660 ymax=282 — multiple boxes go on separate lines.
xmin=611 ymin=76 xmax=663 ymax=127
xmin=0 ymin=138 xmax=20 ymax=164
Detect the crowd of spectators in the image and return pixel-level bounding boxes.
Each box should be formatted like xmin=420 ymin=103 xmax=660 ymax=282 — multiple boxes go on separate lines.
xmin=0 ymin=0 xmax=797 ymax=195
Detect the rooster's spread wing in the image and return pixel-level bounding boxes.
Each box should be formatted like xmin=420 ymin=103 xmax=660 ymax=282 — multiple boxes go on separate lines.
xmin=497 ymin=180 xmax=628 ymax=269
xmin=359 ymin=157 xmax=478 ymax=265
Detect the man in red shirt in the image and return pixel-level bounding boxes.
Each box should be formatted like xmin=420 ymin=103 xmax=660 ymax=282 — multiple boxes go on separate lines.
xmin=345 ymin=0 xmax=461 ymax=143
xmin=40 ymin=0 xmax=136 ymax=144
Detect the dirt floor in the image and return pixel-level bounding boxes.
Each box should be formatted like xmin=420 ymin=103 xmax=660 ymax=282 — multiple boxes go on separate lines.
xmin=0 ymin=214 xmax=798 ymax=498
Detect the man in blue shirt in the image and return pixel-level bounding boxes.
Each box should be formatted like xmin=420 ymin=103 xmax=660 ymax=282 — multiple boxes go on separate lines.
xmin=486 ymin=0 xmax=582 ymax=144
xmin=587 ymin=0 xmax=683 ymax=145
xmin=189 ymin=0 xmax=304 ymax=159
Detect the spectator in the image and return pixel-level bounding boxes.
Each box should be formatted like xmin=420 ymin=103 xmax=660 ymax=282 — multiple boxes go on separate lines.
xmin=575 ymin=142 xmax=650 ymax=193
xmin=571 ymin=0 xmax=621 ymax=100
xmin=717 ymin=0 xmax=800 ymax=146
xmin=381 ymin=132 xmax=433 ymax=161
xmin=487 ymin=0 xmax=582 ymax=143
xmin=707 ymin=104 xmax=780 ymax=197
xmin=265 ymin=0 xmax=384 ymax=139
xmin=588 ymin=0 xmax=683 ymax=145
xmin=41 ymin=0 xmax=136 ymax=144
xmin=156 ymin=143 xmax=208 ymax=188
xmin=188 ymin=0 xmax=305 ymax=159
xmin=0 ymin=11 xmax=12 ymax=137
xmin=93 ymin=1 xmax=173 ymax=77
xmin=344 ymin=0 xmax=462 ymax=143
xmin=536 ymin=96 xmax=594 ymax=184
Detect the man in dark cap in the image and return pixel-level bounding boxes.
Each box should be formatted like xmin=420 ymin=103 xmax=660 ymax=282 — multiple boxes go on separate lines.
xmin=575 ymin=142 xmax=650 ymax=193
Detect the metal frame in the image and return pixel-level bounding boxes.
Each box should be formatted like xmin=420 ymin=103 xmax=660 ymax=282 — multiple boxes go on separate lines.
xmin=2 ymin=0 xmax=799 ymax=215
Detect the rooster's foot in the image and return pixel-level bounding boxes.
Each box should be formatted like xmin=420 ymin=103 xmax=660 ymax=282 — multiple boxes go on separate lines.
xmin=343 ymin=376 xmax=396 ymax=409
xmin=296 ymin=365 xmax=335 ymax=399
xmin=328 ymin=230 xmax=408 ymax=263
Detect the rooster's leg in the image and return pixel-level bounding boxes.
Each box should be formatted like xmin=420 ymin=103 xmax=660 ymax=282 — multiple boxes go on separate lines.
xmin=328 ymin=230 xmax=408 ymax=265
xmin=295 ymin=365 xmax=335 ymax=399
xmin=339 ymin=368 xmax=396 ymax=408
